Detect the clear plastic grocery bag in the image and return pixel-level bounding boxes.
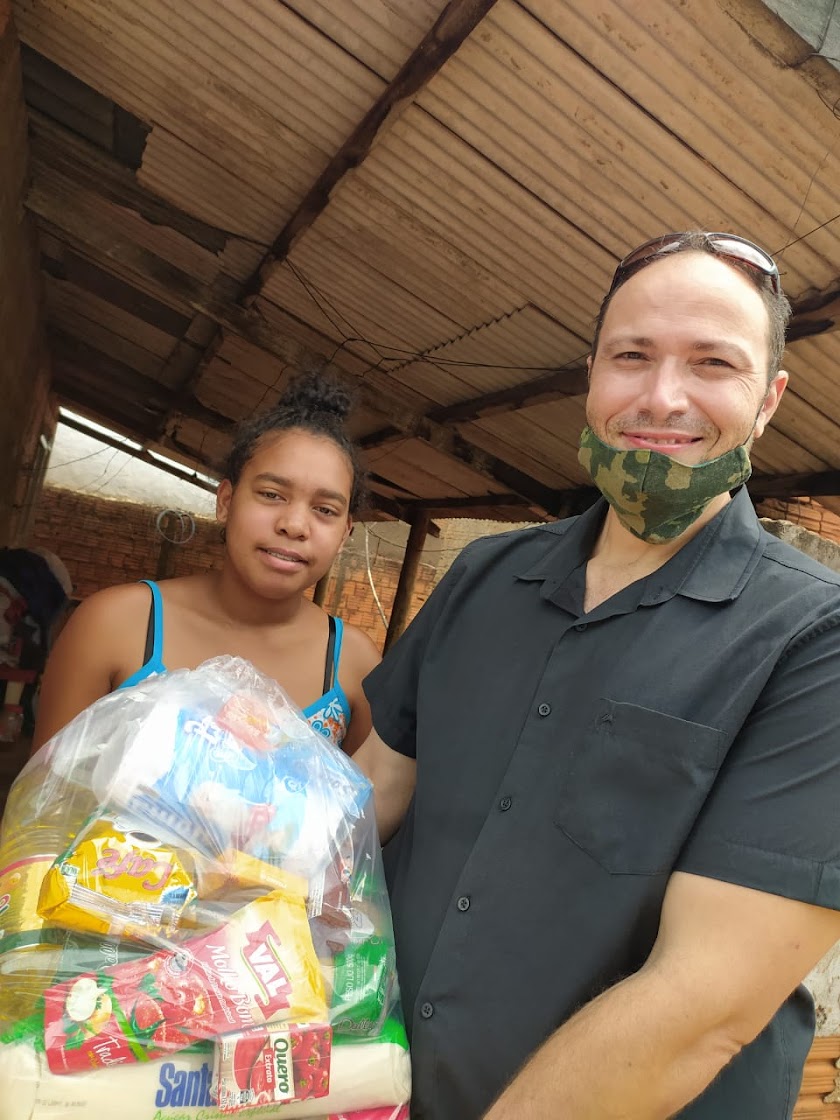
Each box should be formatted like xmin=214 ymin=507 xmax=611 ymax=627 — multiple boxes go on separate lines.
xmin=0 ymin=657 xmax=410 ymax=1119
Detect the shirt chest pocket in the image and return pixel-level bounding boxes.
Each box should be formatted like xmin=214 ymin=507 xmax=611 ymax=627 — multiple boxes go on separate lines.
xmin=555 ymin=699 xmax=726 ymax=875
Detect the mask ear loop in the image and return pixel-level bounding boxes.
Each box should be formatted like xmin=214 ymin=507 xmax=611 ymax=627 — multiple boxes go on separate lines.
xmin=740 ymin=388 xmax=774 ymax=450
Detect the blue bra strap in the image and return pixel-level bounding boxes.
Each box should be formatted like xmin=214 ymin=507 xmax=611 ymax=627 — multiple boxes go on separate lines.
xmin=332 ymin=616 xmax=344 ymax=680
xmin=140 ymin=579 xmax=164 ymax=666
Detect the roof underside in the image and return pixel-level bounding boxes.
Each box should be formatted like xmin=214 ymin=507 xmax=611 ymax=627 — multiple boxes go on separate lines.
xmin=11 ymin=0 xmax=840 ymax=522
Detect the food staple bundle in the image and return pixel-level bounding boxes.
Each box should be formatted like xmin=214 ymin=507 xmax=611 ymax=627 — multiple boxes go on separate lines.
xmin=0 ymin=657 xmax=409 ymax=1120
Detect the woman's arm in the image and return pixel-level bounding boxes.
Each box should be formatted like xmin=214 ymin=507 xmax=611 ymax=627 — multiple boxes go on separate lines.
xmin=353 ymin=728 xmax=416 ymax=842
xmin=337 ymin=622 xmax=382 ymax=756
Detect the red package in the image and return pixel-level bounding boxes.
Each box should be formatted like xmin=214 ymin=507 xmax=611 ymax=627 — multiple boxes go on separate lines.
xmin=213 ymin=1022 xmax=332 ymax=1111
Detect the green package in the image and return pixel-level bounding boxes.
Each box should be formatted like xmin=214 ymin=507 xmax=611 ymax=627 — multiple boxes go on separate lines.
xmin=330 ymin=935 xmax=394 ymax=1038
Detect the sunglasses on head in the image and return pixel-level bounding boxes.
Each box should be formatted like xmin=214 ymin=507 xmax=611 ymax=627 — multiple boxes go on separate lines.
xmin=609 ymin=232 xmax=781 ymax=296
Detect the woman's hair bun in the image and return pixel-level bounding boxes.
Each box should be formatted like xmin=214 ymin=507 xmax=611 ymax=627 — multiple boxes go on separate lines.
xmin=280 ymin=370 xmax=353 ymax=425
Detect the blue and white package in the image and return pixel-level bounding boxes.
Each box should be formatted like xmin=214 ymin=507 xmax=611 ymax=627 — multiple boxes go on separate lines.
xmin=91 ymin=657 xmax=371 ymax=876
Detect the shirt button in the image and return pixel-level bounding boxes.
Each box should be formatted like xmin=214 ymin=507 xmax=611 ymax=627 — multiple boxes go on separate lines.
xmin=538 ymin=702 xmax=551 ymax=717
xmin=499 ymin=795 xmax=512 ymax=811
xmin=420 ymin=1001 xmax=435 ymax=1019
xmin=574 ymin=623 xmax=587 ymax=632
xmin=456 ymin=896 xmax=471 ymax=912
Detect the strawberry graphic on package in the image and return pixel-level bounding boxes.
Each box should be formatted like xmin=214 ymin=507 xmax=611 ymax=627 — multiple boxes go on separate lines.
xmin=42 ymin=887 xmax=326 ymax=1074
xmin=213 ymin=1021 xmax=332 ymax=1111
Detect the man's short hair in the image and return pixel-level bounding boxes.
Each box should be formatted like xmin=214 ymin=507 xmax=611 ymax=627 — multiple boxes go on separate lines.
xmin=591 ymin=231 xmax=792 ymax=379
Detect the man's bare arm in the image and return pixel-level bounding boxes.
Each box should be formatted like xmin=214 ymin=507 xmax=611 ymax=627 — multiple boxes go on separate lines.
xmin=353 ymin=728 xmax=416 ymax=843
xmin=484 ymin=871 xmax=840 ymax=1120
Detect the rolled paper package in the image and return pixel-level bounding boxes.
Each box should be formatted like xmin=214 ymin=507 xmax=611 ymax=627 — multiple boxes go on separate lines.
xmin=0 ymin=1039 xmax=411 ymax=1120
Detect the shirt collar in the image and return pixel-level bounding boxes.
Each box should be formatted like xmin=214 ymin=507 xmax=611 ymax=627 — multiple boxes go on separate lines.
xmin=517 ymin=487 xmax=765 ymax=607
xmin=517 ymin=499 xmax=607 ymax=601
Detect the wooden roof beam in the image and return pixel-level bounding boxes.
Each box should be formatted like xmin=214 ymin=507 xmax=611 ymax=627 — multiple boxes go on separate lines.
xmin=56 ymin=408 xmax=220 ymax=496
xmin=49 ymin=330 xmax=235 ymax=436
xmin=407 ymin=493 xmax=530 ymax=512
xmin=357 ymin=364 xmax=590 ymax=453
xmin=41 ymin=250 xmax=191 ymax=338
xmin=238 ymin=0 xmax=501 ymax=304
xmin=31 ymin=188 xmax=577 ymax=515
xmin=157 ymin=0 xmax=501 ymax=429
xmin=749 ymin=470 xmax=840 ymax=500
xmin=428 ymin=366 xmax=590 ymax=424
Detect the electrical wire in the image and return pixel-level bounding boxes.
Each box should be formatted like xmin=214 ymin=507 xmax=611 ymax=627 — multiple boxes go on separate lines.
xmin=363 ymin=523 xmax=485 ymax=557
xmin=86 ymin=451 xmax=134 ymax=495
xmin=774 ymin=210 xmax=840 ymax=256
xmin=285 ymin=217 xmax=840 ymax=387
xmin=42 ymin=446 xmax=116 ymax=472
xmin=288 ymin=260 xmax=389 ymax=362
xmin=363 ymin=525 xmax=388 ymax=629
xmin=78 ymin=446 xmax=121 ymax=490
xmin=287 ymin=260 xmax=590 ymax=376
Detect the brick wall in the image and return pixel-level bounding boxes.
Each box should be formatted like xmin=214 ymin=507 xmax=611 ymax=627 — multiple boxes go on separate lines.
xmin=29 ymin=487 xmax=438 ymax=648
xmin=31 ymin=487 xmax=840 ymax=648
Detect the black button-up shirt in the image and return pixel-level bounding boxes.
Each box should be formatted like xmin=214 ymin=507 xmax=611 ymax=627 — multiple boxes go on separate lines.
xmin=364 ymin=489 xmax=840 ymax=1120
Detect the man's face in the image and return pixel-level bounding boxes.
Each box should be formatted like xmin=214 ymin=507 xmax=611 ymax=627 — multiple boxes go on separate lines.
xmin=586 ymin=251 xmax=788 ymax=464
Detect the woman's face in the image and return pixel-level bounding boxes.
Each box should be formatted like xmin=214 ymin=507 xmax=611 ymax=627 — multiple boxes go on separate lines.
xmin=216 ymin=428 xmax=353 ymax=598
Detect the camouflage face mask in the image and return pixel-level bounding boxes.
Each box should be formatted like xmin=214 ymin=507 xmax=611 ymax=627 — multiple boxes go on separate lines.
xmin=577 ymin=426 xmax=752 ymax=544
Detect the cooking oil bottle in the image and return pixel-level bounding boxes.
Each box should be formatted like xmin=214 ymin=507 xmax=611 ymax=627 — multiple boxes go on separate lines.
xmin=0 ymin=750 xmax=96 ymax=1027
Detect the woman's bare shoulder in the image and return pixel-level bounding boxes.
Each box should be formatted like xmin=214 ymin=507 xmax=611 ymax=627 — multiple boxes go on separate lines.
xmin=59 ymin=581 xmax=160 ymax=665
xmin=32 ymin=581 xmax=155 ymax=750
xmin=339 ymin=620 xmax=381 ymax=674
xmin=73 ymin=580 xmax=155 ymax=623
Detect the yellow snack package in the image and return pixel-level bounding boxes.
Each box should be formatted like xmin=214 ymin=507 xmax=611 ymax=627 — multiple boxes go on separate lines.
xmin=38 ymin=813 xmax=200 ymax=940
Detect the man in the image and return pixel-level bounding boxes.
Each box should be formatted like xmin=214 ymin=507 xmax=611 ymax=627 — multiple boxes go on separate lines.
xmin=355 ymin=231 xmax=840 ymax=1119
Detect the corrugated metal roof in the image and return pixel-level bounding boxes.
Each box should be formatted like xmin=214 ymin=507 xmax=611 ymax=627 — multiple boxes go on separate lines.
xmin=45 ymin=276 xmax=177 ymax=369
xmin=10 ymin=0 xmax=840 ymax=520
xmin=138 ymin=129 xmax=290 ymax=244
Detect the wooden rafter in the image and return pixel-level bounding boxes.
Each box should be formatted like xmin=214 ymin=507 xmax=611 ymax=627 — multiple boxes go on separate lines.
xmin=29 ymin=186 xmax=580 ymax=516
xmin=749 ymin=470 xmax=840 ymax=500
xmin=49 ymin=330 xmax=234 ymax=436
xmin=407 ymin=493 xmax=531 ymax=512
xmin=428 ymin=366 xmax=590 ymax=423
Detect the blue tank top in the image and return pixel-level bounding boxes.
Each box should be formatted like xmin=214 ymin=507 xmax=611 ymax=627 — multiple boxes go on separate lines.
xmin=119 ymin=580 xmax=351 ymax=748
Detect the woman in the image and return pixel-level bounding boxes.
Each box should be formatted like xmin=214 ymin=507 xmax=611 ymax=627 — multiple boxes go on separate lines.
xmin=33 ymin=374 xmax=380 ymax=755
